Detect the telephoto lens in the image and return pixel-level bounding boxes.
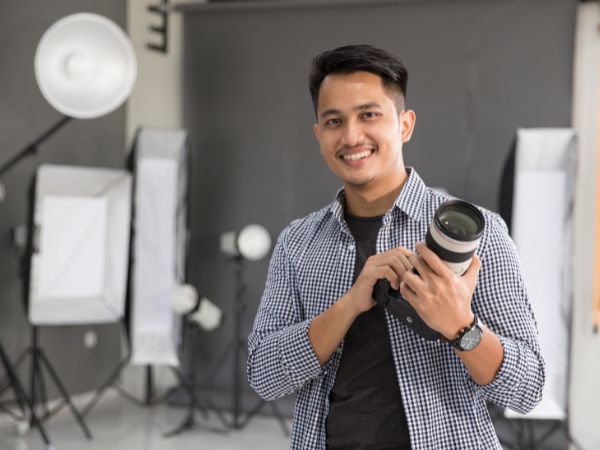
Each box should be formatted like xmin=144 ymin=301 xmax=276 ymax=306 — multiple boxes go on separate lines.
xmin=425 ymin=200 xmax=485 ymax=275
xmin=372 ymin=199 xmax=485 ymax=340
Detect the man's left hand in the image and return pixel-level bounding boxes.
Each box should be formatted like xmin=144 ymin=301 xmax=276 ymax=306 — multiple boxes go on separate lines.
xmin=400 ymin=241 xmax=481 ymax=340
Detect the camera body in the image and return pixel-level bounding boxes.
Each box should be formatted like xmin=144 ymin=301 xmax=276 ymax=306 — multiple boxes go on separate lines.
xmin=372 ymin=200 xmax=485 ymax=341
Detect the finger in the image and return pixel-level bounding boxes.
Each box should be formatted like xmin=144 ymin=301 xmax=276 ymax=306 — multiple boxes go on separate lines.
xmin=400 ymin=281 xmax=419 ymax=306
xmin=415 ymin=241 xmax=451 ymax=277
xmin=461 ymin=254 xmax=481 ymax=285
xmin=376 ymin=246 xmax=413 ymax=263
xmin=402 ymin=269 xmax=425 ymax=293
xmin=408 ymin=253 xmax=433 ymax=280
xmin=396 ymin=252 xmax=414 ymax=272
xmin=372 ymin=253 xmax=412 ymax=277
xmin=380 ymin=266 xmax=401 ymax=290
xmin=378 ymin=254 xmax=412 ymax=280
xmin=393 ymin=246 xmax=414 ymax=258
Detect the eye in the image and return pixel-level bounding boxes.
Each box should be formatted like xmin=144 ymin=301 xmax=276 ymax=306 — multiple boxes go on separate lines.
xmin=361 ymin=111 xmax=379 ymax=120
xmin=324 ymin=118 xmax=341 ymax=127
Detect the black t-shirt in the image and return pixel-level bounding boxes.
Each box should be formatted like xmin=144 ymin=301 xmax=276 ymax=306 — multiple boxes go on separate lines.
xmin=326 ymin=213 xmax=411 ymax=450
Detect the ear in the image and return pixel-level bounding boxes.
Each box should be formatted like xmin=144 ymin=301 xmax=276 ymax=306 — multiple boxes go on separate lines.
xmin=313 ymin=123 xmax=320 ymax=140
xmin=400 ymin=109 xmax=416 ymax=143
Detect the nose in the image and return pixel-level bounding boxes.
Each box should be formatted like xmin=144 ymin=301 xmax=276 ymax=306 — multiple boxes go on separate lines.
xmin=340 ymin=119 xmax=363 ymax=147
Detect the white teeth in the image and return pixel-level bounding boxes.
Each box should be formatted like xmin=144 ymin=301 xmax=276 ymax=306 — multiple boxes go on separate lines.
xmin=342 ymin=150 xmax=372 ymax=161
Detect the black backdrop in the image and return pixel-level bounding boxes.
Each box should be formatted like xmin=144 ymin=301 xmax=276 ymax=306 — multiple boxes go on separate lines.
xmin=181 ymin=0 xmax=576 ymax=414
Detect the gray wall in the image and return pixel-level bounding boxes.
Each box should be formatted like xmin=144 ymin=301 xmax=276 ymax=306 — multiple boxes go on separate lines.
xmin=0 ymin=1 xmax=127 ymax=396
xmin=181 ymin=0 xmax=576 ymax=414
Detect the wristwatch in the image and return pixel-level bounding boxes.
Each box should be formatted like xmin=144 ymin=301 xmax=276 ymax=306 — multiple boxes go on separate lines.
xmin=450 ymin=315 xmax=483 ymax=351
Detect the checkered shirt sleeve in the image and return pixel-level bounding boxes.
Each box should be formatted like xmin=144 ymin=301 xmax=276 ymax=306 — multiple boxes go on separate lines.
xmin=470 ymin=212 xmax=545 ymax=413
xmin=247 ymin=223 xmax=327 ymax=401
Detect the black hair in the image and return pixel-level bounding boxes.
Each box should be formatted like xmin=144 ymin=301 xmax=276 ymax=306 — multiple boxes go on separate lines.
xmin=309 ymin=44 xmax=408 ymax=114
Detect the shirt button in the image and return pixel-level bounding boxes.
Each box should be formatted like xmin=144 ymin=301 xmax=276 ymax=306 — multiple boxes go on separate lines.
xmin=348 ymin=244 xmax=355 ymax=251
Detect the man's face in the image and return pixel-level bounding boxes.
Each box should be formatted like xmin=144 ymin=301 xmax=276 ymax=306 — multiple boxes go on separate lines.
xmin=313 ymin=71 xmax=415 ymax=191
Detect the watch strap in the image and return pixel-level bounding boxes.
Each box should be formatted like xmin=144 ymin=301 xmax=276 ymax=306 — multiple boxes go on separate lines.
xmin=450 ymin=314 xmax=481 ymax=351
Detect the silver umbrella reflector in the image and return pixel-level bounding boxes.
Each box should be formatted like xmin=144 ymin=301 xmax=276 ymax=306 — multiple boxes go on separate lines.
xmin=34 ymin=13 xmax=137 ymax=119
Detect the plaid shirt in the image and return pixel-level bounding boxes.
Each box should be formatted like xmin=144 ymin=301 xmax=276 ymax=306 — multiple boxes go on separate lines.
xmin=247 ymin=168 xmax=544 ymax=450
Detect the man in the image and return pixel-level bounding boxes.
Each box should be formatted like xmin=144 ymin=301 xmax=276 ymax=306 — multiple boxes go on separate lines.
xmin=247 ymin=44 xmax=544 ymax=449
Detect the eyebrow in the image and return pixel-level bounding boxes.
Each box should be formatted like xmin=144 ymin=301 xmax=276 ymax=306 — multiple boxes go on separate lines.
xmin=318 ymin=102 xmax=382 ymax=120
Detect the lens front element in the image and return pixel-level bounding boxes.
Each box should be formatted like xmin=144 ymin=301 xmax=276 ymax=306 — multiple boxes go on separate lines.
xmin=435 ymin=201 xmax=485 ymax=242
xmin=426 ymin=200 xmax=486 ymax=275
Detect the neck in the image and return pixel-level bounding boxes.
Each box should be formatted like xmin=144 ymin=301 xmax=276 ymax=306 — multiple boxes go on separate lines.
xmin=344 ymin=170 xmax=408 ymax=217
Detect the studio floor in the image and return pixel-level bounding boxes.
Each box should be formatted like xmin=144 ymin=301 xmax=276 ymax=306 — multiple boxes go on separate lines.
xmin=0 ymin=391 xmax=292 ymax=450
xmin=0 ymin=389 xmax=574 ymax=450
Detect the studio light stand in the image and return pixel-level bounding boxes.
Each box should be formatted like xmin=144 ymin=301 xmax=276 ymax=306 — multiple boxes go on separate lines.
xmin=163 ymin=316 xmax=231 ymax=437
xmin=0 ymin=115 xmax=75 ymax=449
xmin=0 ymin=11 xmax=136 ymax=445
xmin=198 ymin=254 xmax=289 ymax=436
xmin=11 ymin=327 xmax=92 ymax=440
xmin=0 ymin=341 xmax=51 ymax=448
xmin=167 ymin=224 xmax=289 ymax=437
xmin=227 ymin=256 xmax=289 ymax=434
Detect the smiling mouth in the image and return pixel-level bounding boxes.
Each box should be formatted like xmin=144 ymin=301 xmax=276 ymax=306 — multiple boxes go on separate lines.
xmin=340 ymin=149 xmax=374 ymax=161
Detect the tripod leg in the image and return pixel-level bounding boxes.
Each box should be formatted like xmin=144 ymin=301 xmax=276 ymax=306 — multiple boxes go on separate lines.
xmin=0 ymin=342 xmax=52 ymax=446
xmin=36 ymin=353 xmax=53 ymax=419
xmin=37 ymin=350 xmax=93 ymax=440
xmin=3 ymin=346 xmax=32 ymax=397
xmin=164 ymin=368 xmax=204 ymax=437
xmin=240 ymin=398 xmax=290 ymax=437
xmin=196 ymin=390 xmax=231 ymax=429
xmin=525 ymin=420 xmax=535 ymax=450
xmin=239 ymin=398 xmax=265 ymax=428
xmin=81 ymin=356 xmax=130 ymax=417
xmin=535 ymin=420 xmax=560 ymax=447
xmin=269 ymin=401 xmax=290 ymax=437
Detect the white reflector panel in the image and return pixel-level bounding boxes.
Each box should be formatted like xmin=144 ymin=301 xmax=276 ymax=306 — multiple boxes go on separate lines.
xmin=130 ymin=128 xmax=189 ymax=367
xmin=29 ymin=164 xmax=132 ymax=325
xmin=506 ymin=128 xmax=576 ymax=421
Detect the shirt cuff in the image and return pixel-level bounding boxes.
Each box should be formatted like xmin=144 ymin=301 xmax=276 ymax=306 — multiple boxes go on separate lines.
xmin=472 ymin=335 xmax=525 ymax=396
xmin=279 ymin=318 xmax=326 ymax=385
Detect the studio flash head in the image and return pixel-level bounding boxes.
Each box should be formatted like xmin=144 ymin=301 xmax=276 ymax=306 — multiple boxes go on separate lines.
xmin=372 ymin=199 xmax=485 ymax=341
xmin=425 ymin=200 xmax=485 ymax=275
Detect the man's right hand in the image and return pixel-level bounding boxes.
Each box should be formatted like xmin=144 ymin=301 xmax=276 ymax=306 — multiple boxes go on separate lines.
xmin=308 ymin=246 xmax=414 ymax=366
xmin=344 ymin=246 xmax=414 ymax=316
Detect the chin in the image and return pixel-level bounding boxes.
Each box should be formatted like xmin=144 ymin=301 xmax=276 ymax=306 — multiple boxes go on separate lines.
xmin=345 ymin=176 xmax=375 ymax=188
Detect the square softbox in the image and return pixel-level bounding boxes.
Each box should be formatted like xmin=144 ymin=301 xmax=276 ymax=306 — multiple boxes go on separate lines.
xmin=28 ymin=164 xmax=132 ymax=325
xmin=129 ymin=127 xmax=189 ymax=367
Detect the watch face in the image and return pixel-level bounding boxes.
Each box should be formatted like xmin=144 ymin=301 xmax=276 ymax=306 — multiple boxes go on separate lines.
xmin=460 ymin=328 xmax=482 ymax=351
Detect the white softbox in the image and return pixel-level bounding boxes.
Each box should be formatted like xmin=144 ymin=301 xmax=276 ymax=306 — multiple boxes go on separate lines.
xmin=506 ymin=128 xmax=576 ymax=421
xmin=28 ymin=164 xmax=132 ymax=325
xmin=130 ymin=128 xmax=189 ymax=367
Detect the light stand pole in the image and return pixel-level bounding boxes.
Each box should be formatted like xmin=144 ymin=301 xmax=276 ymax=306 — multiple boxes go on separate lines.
xmin=0 ymin=116 xmax=74 ymax=449
xmin=220 ymin=255 xmax=289 ymax=434
xmin=230 ymin=256 xmax=288 ymax=434
xmin=0 ymin=116 xmax=72 ymax=200
xmin=231 ymin=255 xmax=244 ymax=428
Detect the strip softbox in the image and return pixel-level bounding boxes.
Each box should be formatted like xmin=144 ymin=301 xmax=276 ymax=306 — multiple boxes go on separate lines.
xmin=28 ymin=164 xmax=132 ymax=325
xmin=505 ymin=128 xmax=576 ymax=420
xmin=129 ymin=127 xmax=189 ymax=367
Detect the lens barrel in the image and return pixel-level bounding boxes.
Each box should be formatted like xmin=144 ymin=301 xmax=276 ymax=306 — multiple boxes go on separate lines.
xmin=425 ymin=200 xmax=485 ymax=275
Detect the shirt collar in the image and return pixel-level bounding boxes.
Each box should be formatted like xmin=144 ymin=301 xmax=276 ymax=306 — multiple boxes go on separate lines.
xmin=329 ymin=167 xmax=427 ymax=225
xmin=393 ymin=167 xmax=426 ymax=221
